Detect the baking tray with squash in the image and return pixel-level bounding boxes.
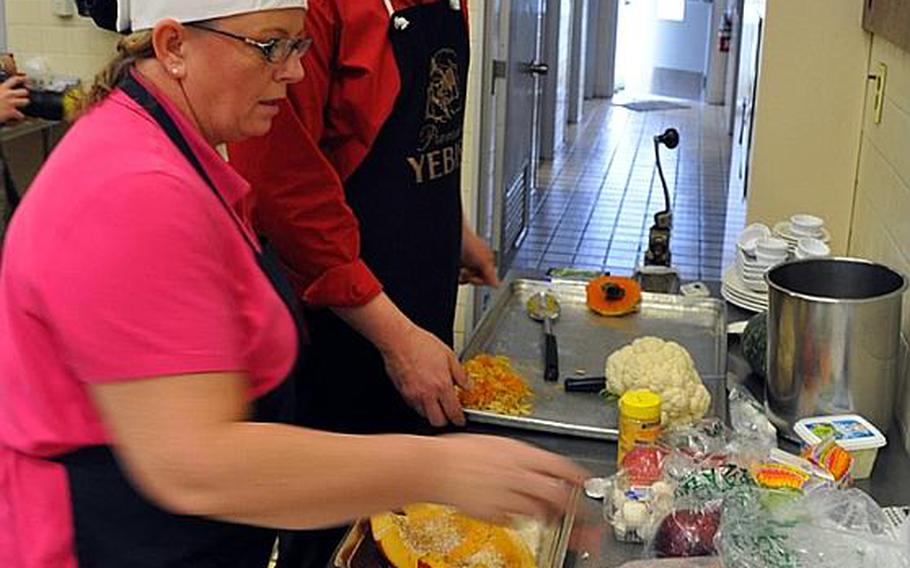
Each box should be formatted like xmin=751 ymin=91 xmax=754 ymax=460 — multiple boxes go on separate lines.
xmin=332 ymin=488 xmax=580 ymax=568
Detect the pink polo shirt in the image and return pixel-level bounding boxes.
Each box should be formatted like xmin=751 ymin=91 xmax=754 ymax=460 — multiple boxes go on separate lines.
xmin=0 ymin=76 xmax=298 ymax=568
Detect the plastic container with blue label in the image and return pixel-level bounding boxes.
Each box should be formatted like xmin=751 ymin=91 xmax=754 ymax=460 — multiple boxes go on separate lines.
xmin=793 ymin=414 xmax=887 ymax=479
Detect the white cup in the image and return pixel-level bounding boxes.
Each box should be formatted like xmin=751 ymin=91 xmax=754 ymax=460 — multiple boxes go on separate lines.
xmin=796 ymin=238 xmax=830 ymax=258
xmin=738 ymin=223 xmax=772 ymax=257
xmin=756 ymin=251 xmax=787 ymax=266
xmin=756 ymin=236 xmax=789 ymax=257
xmin=790 ymin=214 xmax=824 ymax=237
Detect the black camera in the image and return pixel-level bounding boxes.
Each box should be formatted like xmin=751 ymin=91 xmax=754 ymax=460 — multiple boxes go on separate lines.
xmin=0 ymin=70 xmax=76 ymax=122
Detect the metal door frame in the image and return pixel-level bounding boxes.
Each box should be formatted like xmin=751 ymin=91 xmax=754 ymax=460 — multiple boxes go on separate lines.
xmin=473 ymin=0 xmax=545 ymax=323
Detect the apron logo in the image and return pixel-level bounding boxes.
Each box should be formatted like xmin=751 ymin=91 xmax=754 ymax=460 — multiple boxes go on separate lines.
xmin=426 ymin=48 xmax=462 ymax=124
xmin=406 ymin=140 xmax=462 ymax=184
xmin=405 ymin=48 xmax=464 ymax=185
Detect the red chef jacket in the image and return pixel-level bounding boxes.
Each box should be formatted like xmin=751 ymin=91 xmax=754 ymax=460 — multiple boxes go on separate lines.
xmin=230 ymin=0 xmax=469 ymax=308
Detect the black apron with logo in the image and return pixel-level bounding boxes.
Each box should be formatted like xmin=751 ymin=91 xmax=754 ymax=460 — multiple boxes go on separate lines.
xmin=277 ymin=3 xmax=469 ymax=567
xmin=300 ymin=0 xmax=470 ymax=436
xmin=44 ymin=74 xmax=304 ymax=568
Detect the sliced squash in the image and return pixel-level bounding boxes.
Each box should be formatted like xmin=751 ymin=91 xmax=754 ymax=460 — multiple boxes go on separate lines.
xmin=418 ymin=554 xmax=455 ymax=568
xmin=369 ymin=505 xmax=537 ymax=568
xmin=371 ymin=512 xmax=420 ymax=568
xmin=585 ymin=275 xmax=642 ymax=316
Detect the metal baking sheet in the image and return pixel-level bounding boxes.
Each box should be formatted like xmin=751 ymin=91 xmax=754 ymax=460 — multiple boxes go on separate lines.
xmin=332 ymin=488 xmax=580 ymax=568
xmin=461 ymin=278 xmax=727 ymax=440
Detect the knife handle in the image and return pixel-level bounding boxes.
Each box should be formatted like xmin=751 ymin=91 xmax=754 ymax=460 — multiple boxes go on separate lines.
xmin=564 ymin=376 xmax=607 ymax=392
xmin=544 ymin=332 xmax=559 ymax=382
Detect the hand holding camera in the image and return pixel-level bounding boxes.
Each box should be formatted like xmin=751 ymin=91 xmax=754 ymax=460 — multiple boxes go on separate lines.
xmin=0 ymin=74 xmax=30 ymax=124
xmin=0 ymin=54 xmax=82 ymax=123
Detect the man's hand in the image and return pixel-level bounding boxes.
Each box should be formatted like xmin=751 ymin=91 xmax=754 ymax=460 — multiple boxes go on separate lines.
xmin=379 ymin=323 xmax=470 ymax=428
xmin=0 ymin=75 xmax=29 ymax=123
xmin=460 ymin=227 xmax=499 ymax=287
xmin=333 ymin=293 xmax=471 ymax=429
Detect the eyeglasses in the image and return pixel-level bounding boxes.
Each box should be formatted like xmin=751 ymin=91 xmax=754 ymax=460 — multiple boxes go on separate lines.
xmin=189 ymin=24 xmax=312 ymax=65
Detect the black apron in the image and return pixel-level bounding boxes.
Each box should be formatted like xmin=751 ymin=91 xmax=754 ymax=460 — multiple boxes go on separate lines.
xmin=276 ymin=4 xmax=469 ymax=567
xmin=300 ymin=0 xmax=469 ymax=436
xmin=45 ymin=74 xmax=304 ymax=568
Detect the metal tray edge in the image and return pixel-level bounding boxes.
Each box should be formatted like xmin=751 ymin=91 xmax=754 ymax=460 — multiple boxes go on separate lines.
xmin=464 ymin=409 xmax=618 ymax=441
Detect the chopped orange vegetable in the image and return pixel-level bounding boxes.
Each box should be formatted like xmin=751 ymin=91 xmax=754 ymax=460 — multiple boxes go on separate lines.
xmin=459 ymin=355 xmax=533 ymax=416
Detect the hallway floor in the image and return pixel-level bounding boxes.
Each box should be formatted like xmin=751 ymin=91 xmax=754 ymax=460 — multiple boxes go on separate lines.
xmin=513 ymin=98 xmax=745 ymax=282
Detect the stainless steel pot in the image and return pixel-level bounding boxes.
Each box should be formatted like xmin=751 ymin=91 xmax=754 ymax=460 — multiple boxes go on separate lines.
xmin=765 ymin=258 xmax=907 ymax=438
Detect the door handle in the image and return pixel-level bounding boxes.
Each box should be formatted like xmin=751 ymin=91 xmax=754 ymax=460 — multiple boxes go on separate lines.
xmin=527 ymin=62 xmax=550 ymax=76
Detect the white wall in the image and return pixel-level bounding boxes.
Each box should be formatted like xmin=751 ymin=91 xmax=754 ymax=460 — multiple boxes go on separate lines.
xmin=539 ymin=0 xmax=573 ymax=159
xmin=745 ymin=0 xmax=870 ymax=255
xmin=584 ymin=0 xmax=598 ymax=99
xmin=592 ymin=0 xmax=618 ymax=98
xmin=847 ymin=36 xmax=910 ymax=451
xmin=567 ymin=0 xmax=587 ymax=122
xmin=653 ymin=0 xmax=713 ymax=74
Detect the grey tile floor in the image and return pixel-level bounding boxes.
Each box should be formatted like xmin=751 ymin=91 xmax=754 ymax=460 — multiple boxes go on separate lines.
xmin=513 ymin=98 xmax=746 ymax=282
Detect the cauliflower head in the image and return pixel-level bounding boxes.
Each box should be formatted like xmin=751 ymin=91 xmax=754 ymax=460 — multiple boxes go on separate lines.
xmin=605 ymin=337 xmax=711 ymax=427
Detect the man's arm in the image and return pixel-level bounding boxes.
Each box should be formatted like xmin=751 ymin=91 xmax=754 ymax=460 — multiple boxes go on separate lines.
xmin=229 ymin=0 xmax=468 ymax=426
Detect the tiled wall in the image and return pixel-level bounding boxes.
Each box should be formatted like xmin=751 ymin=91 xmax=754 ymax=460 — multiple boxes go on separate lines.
xmin=5 ymin=0 xmax=117 ymax=83
xmin=847 ymin=36 xmax=910 ymax=450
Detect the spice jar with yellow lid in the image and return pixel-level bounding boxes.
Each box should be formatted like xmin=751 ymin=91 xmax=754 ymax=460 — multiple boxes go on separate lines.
xmin=617 ymin=390 xmax=662 ymax=466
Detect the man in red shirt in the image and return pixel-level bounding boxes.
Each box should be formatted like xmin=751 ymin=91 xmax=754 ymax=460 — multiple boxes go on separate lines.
xmin=230 ymin=0 xmax=494 ymax=435
xmin=229 ymin=1 xmax=493 ymax=563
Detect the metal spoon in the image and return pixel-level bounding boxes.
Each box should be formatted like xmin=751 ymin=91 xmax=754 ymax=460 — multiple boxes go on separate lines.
xmin=526 ymin=291 xmax=560 ymax=382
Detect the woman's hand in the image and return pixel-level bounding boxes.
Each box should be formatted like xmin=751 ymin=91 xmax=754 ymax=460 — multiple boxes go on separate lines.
xmin=426 ymin=434 xmax=588 ymax=522
xmin=0 ymin=75 xmax=30 ymax=123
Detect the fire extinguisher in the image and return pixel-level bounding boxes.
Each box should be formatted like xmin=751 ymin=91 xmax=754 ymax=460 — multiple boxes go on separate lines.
xmin=718 ymin=13 xmax=733 ymax=53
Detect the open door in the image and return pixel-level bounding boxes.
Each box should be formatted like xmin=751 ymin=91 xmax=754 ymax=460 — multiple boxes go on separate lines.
xmin=493 ymin=0 xmax=547 ymax=278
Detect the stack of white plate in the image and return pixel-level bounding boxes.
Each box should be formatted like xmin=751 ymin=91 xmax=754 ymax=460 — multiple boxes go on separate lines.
xmin=723 ymin=215 xmax=832 ymax=313
xmin=724 ymin=224 xmax=789 ymax=313
xmin=720 ymin=266 xmax=768 ymax=312
xmin=722 ymin=266 xmax=768 ymax=313
xmin=734 ymin=224 xmax=790 ymax=293
xmin=773 ymin=214 xmax=831 ymax=254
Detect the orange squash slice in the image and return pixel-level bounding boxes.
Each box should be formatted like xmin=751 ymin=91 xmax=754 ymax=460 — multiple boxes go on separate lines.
xmin=585 ymin=276 xmax=642 ymax=316
xmin=369 ymin=504 xmax=537 ymax=568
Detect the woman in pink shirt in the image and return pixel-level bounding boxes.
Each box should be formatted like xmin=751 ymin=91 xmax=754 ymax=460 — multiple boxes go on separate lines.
xmin=0 ymin=2 xmax=583 ymax=567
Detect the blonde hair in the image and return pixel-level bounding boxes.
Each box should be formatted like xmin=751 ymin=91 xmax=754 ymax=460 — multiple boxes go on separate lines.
xmin=79 ymin=31 xmax=155 ymax=114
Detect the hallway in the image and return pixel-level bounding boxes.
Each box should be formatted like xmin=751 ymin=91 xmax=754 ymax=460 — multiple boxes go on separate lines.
xmin=513 ymin=98 xmax=745 ymax=282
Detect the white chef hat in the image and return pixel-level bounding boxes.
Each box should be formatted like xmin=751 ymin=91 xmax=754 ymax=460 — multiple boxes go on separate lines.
xmin=82 ymin=0 xmax=307 ymax=33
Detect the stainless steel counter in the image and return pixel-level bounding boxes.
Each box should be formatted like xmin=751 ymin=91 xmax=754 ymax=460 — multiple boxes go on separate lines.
xmin=467 ymin=296 xmax=910 ymax=568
